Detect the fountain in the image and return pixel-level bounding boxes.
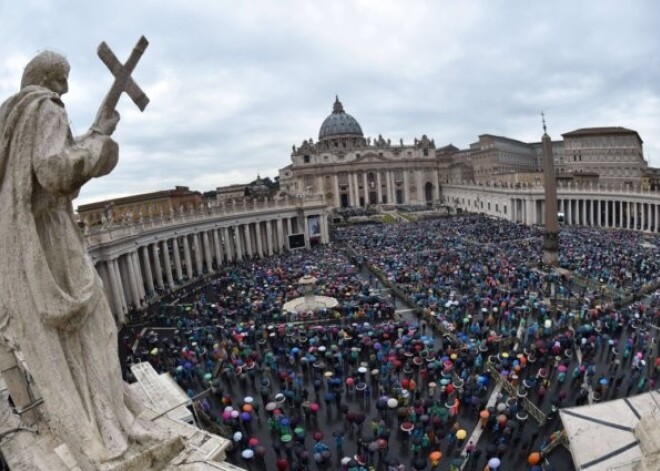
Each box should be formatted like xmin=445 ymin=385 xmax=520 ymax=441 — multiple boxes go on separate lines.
xmin=282 ymin=274 xmax=338 ymax=315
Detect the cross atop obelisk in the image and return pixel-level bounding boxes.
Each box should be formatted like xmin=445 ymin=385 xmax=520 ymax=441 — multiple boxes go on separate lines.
xmin=541 ymin=111 xmax=559 ymax=267
xmin=541 ymin=110 xmax=547 ymax=134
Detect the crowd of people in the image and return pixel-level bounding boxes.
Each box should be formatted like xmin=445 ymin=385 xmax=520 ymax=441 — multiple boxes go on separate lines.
xmin=120 ymin=215 xmax=660 ymax=471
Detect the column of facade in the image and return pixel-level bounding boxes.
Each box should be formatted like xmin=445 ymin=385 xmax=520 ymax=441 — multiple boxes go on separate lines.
xmin=161 ymin=240 xmax=174 ymax=287
xmin=334 ymin=174 xmax=340 ymax=208
xmin=213 ymin=229 xmax=223 ymax=266
xmin=655 ymin=204 xmax=659 ymax=232
xmin=376 ymin=172 xmax=382 ymax=204
xmin=266 ymin=221 xmax=274 ymax=256
xmin=596 ymin=200 xmax=601 ymax=227
xmin=580 ymin=199 xmax=586 ymax=225
xmin=172 ymin=237 xmax=183 ymax=282
xmin=286 ymin=218 xmax=293 ymax=238
xmin=141 ymin=245 xmax=155 ymax=295
xmin=352 ymin=173 xmax=360 ymax=206
xmin=302 ymin=214 xmax=310 ymax=248
xmin=641 ymin=203 xmax=645 ymax=231
xmin=362 ymin=172 xmax=369 ymax=205
xmin=202 ymin=231 xmax=214 ymax=272
xmin=320 ymin=214 xmax=329 ymax=244
xmin=152 ymin=243 xmax=164 ymax=288
xmin=243 ymin=224 xmax=253 ymax=257
xmin=388 ymin=171 xmax=395 ymax=205
xmin=183 ymin=235 xmax=194 ymax=280
xmin=402 ymin=171 xmax=409 ymax=204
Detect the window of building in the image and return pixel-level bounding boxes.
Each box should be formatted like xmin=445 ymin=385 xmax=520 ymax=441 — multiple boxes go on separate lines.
xmin=303 ymin=155 xmax=310 ymax=163
xmin=423 ymin=149 xmax=428 ymax=156
xmin=503 ymin=206 xmax=507 ymax=214
xmin=488 ymin=203 xmax=491 ymax=210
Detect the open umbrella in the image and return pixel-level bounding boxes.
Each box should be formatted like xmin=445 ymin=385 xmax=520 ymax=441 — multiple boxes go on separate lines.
xmin=488 ymin=457 xmax=501 ymax=469
xmin=528 ymin=452 xmax=541 ymax=465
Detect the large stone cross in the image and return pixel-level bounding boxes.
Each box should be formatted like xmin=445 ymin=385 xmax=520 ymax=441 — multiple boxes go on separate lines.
xmin=94 ymin=35 xmax=150 ymax=127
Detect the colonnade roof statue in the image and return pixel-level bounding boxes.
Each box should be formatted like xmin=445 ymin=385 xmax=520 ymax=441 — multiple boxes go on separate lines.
xmin=0 ymin=38 xmax=184 ymax=470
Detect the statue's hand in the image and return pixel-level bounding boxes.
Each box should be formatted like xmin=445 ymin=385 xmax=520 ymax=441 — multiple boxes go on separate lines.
xmin=92 ymin=109 xmax=120 ymax=136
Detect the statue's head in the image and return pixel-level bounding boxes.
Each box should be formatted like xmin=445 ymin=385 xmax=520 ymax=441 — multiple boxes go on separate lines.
xmin=21 ymin=50 xmax=70 ymax=95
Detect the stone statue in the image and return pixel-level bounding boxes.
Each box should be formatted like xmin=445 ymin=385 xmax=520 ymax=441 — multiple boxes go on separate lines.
xmin=0 ymin=48 xmax=181 ymax=469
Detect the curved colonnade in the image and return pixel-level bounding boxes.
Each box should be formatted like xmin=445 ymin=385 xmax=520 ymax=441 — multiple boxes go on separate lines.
xmin=83 ymin=196 xmax=329 ymax=324
xmin=443 ymin=183 xmax=660 ymax=232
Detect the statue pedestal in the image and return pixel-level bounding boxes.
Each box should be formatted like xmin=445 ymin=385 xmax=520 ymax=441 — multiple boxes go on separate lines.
xmin=0 ymin=378 xmax=238 ymax=471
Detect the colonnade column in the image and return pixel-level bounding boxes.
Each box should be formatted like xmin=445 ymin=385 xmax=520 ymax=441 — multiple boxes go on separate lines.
xmin=192 ymin=233 xmax=202 ymax=275
xmin=234 ymin=226 xmax=244 ymax=260
xmin=266 ymin=221 xmax=274 ymax=256
xmin=141 ymin=245 xmax=155 ymax=295
xmin=277 ymin=219 xmax=285 ymax=252
xmin=255 ymin=222 xmax=264 ymax=257
xmin=152 ymin=243 xmax=164 ymax=288
xmin=362 ymin=172 xmax=368 ymax=205
xmin=161 ymin=240 xmax=174 ymax=287
xmin=172 ymin=237 xmax=183 ymax=282
xmin=655 ymin=204 xmax=659 ymax=232
xmin=130 ymin=251 xmax=145 ymax=301
xmin=110 ymin=258 xmax=126 ymax=323
xmin=334 ymin=174 xmax=340 ymax=208
xmin=244 ymin=224 xmax=253 ymax=257
xmin=183 ymin=236 xmax=194 ymax=280
xmin=124 ymin=254 xmax=140 ymax=307
xmin=213 ymin=229 xmax=223 ymax=266
xmin=222 ymin=227 xmax=233 ymax=261
xmin=202 ymin=231 xmax=214 ymax=273
xmin=605 ymin=201 xmax=610 ymax=228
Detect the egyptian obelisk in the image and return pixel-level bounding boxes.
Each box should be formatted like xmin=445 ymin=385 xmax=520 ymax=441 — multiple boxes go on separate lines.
xmin=541 ymin=112 xmax=559 ymax=267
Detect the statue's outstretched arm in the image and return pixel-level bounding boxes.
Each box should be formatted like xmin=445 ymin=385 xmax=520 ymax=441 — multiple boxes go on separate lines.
xmin=32 ymin=99 xmax=118 ymax=197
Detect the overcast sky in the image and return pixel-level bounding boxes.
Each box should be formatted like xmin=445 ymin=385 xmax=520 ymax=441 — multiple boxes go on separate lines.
xmin=2 ymin=0 xmax=659 ymax=206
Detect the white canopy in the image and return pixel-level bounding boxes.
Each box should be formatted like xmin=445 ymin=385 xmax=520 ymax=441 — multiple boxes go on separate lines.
xmin=560 ymin=390 xmax=660 ymax=470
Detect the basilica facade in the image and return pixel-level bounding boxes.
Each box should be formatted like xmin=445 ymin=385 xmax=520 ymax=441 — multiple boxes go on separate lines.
xmin=278 ymin=97 xmax=440 ymax=208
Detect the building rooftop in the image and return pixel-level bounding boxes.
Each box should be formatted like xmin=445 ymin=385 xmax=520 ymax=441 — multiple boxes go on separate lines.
xmin=562 ymin=126 xmax=643 ymax=143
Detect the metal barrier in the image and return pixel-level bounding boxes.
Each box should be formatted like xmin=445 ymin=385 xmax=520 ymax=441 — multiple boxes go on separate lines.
xmin=485 ymin=363 xmax=546 ymax=425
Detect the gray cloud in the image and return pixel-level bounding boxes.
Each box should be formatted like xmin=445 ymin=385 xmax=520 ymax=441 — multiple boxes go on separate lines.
xmin=1 ymin=0 xmax=659 ymax=206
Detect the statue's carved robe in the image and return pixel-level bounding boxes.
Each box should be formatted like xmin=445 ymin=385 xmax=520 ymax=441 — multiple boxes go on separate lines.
xmin=0 ymin=85 xmax=134 ymax=469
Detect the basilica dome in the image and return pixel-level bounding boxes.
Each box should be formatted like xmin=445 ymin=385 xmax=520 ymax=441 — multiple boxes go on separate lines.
xmin=318 ymin=97 xmax=363 ymax=141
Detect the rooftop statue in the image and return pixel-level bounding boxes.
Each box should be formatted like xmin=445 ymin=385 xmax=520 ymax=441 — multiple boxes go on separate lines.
xmin=0 ymin=39 xmax=182 ymax=470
